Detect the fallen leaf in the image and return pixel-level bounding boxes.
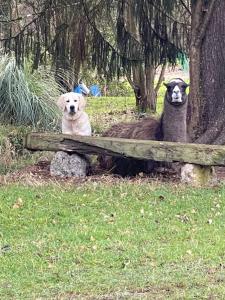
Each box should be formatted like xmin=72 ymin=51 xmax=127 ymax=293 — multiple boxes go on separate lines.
xmin=176 ymin=214 xmax=190 ymax=223
xmin=12 ymin=198 xmax=23 ymax=209
xmin=121 ymin=260 xmax=130 ymax=269
xmin=1 ymin=245 xmax=11 ymax=253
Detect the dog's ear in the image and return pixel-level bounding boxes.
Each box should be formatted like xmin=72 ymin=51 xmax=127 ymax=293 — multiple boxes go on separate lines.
xmin=78 ymin=94 xmax=86 ymax=111
xmin=57 ymin=95 xmax=66 ymax=112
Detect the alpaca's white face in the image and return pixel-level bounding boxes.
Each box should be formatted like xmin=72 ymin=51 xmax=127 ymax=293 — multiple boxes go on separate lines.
xmin=164 ymin=78 xmax=189 ymax=106
xmin=171 ymin=85 xmax=182 ymax=103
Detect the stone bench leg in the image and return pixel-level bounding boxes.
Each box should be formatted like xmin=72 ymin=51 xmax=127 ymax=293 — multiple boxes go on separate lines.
xmin=181 ymin=163 xmax=216 ymax=186
xmin=50 ymin=151 xmax=90 ymax=177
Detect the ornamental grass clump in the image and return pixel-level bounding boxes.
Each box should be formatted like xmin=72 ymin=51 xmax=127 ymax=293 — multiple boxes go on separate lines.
xmin=0 ymin=55 xmax=62 ymax=130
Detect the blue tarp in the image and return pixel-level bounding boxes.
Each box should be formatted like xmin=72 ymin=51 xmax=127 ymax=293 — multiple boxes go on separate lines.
xmin=90 ymin=85 xmax=101 ymax=97
xmin=73 ymin=85 xmax=84 ymax=94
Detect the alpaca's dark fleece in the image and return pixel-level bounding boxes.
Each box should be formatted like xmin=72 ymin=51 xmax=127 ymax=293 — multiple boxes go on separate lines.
xmin=98 ymin=118 xmax=162 ymax=176
xmin=162 ymin=96 xmax=188 ymax=142
xmin=99 ymin=78 xmax=189 ymax=176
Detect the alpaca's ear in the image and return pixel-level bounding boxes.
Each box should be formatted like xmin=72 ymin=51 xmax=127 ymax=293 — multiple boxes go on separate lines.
xmin=163 ymin=82 xmax=168 ymax=88
xmin=182 ymin=83 xmax=189 ymax=89
xmin=78 ymin=94 xmax=86 ymax=111
xmin=57 ymin=95 xmax=66 ymax=112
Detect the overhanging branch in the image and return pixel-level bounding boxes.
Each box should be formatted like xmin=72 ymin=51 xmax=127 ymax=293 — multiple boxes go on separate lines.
xmin=81 ymin=0 xmax=145 ymax=62
xmin=178 ymin=0 xmax=191 ymax=16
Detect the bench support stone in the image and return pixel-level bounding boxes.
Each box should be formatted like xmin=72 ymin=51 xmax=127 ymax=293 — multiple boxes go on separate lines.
xmin=181 ymin=163 xmax=216 ymax=186
xmin=50 ymin=151 xmax=89 ymax=177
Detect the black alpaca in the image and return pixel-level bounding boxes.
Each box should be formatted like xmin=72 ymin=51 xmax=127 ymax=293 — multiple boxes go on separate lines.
xmin=162 ymin=78 xmax=189 ymax=142
xmin=99 ymin=78 xmax=189 ymax=176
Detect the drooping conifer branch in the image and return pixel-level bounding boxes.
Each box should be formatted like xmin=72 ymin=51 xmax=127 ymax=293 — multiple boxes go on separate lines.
xmin=0 ymin=0 xmax=189 ymax=79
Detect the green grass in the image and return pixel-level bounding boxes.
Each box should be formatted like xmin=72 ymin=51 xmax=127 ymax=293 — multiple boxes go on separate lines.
xmin=86 ymin=86 xmax=166 ymax=134
xmin=86 ymin=96 xmax=136 ymax=114
xmin=0 ymin=78 xmax=210 ymax=299
xmin=86 ymin=82 xmax=190 ymax=134
xmin=86 ymin=80 xmax=189 ymax=120
xmin=87 ymin=85 xmax=166 ymax=116
xmin=1 ymin=182 xmax=225 ymax=299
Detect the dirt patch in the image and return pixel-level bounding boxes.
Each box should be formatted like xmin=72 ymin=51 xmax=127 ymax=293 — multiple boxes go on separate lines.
xmin=156 ymin=65 xmax=189 ymax=82
xmin=56 ymin=284 xmax=182 ymax=300
xmin=3 ymin=158 xmax=224 ymax=187
xmin=1 ymin=159 xmax=183 ymax=186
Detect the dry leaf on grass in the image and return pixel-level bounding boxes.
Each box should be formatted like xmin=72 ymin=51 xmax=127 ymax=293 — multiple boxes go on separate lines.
xmin=12 ymin=198 xmax=23 ymax=209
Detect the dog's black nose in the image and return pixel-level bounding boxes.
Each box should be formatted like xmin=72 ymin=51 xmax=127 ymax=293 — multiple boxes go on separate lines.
xmin=70 ymin=105 xmax=75 ymax=111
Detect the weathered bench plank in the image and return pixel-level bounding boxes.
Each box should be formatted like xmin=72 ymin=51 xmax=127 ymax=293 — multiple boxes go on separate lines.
xmin=24 ymin=133 xmax=225 ymax=166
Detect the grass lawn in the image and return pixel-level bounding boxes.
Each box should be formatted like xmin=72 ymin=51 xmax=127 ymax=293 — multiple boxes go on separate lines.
xmin=86 ymin=86 xmax=166 ymax=134
xmin=0 ymin=78 xmax=215 ymax=299
xmin=1 ymin=181 xmax=225 ymax=299
xmin=86 ymin=83 xmax=189 ymax=134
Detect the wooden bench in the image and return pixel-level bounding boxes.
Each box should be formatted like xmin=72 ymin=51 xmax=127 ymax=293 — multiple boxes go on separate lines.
xmin=24 ymin=132 xmax=225 ymax=185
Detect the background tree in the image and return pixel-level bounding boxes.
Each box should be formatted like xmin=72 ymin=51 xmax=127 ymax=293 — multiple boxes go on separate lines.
xmin=0 ymin=0 xmax=13 ymax=41
xmin=0 ymin=0 xmax=189 ymax=111
xmin=83 ymin=0 xmax=189 ymax=112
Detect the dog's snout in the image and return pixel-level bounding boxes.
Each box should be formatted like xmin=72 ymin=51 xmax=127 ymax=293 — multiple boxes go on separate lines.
xmin=70 ymin=105 xmax=75 ymax=111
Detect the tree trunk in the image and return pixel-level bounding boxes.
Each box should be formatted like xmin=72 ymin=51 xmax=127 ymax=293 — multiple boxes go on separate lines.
xmin=122 ymin=0 xmax=156 ymax=113
xmin=131 ymin=63 xmax=156 ymax=113
xmin=54 ymin=11 xmax=71 ymax=91
xmin=189 ymin=0 xmax=225 ymax=145
xmin=1 ymin=1 xmax=12 ymax=44
xmin=70 ymin=17 xmax=87 ymax=86
xmin=188 ymin=0 xmax=203 ymax=140
xmin=145 ymin=65 xmax=156 ymax=112
xmin=155 ymin=61 xmax=166 ymax=95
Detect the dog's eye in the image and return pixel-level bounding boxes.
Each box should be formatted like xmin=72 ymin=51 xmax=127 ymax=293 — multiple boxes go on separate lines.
xmin=66 ymin=100 xmax=70 ymax=103
xmin=74 ymin=100 xmax=78 ymax=102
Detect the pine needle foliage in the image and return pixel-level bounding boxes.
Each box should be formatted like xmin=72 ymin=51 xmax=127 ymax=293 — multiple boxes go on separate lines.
xmin=0 ymin=0 xmax=190 ymax=80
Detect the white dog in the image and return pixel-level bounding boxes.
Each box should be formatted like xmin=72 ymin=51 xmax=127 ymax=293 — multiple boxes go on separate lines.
xmin=57 ymin=92 xmax=92 ymax=136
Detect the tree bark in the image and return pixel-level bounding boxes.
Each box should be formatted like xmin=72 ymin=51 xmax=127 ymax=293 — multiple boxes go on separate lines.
xmin=188 ymin=0 xmax=203 ymax=139
xmin=189 ymin=0 xmax=225 ymax=145
xmin=155 ymin=61 xmax=166 ymax=95
xmin=1 ymin=1 xmax=12 ymax=42
xmin=145 ymin=65 xmax=156 ymax=112
xmin=131 ymin=63 xmax=157 ymax=113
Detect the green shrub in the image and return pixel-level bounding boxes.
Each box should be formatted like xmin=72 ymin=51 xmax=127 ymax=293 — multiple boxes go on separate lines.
xmin=0 ymin=55 xmax=61 ymax=130
xmin=105 ymin=80 xmax=133 ymax=97
xmin=0 ymin=124 xmax=51 ymax=174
